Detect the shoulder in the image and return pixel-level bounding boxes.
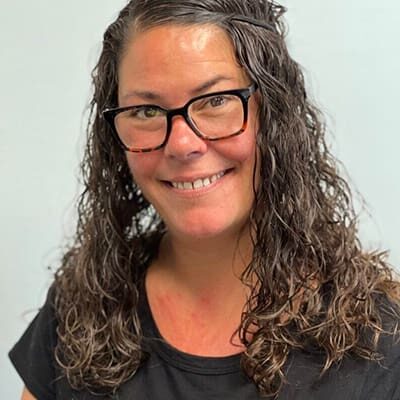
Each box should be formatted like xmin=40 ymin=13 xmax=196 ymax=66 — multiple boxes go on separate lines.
xmin=12 ymin=285 xmax=58 ymax=350
xmin=9 ymin=285 xmax=59 ymax=400
xmin=360 ymin=332 xmax=400 ymax=399
xmin=373 ymin=293 xmax=400 ymax=357
xmin=352 ymin=294 xmax=400 ymax=399
xmin=284 ymin=294 xmax=400 ymax=399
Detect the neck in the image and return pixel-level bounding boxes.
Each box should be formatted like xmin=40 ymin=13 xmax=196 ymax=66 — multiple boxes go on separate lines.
xmin=145 ymin=227 xmax=254 ymax=355
xmin=152 ymin=227 xmax=253 ymax=297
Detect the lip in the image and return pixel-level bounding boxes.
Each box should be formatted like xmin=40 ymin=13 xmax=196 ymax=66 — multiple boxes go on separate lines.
xmin=164 ymin=169 xmax=230 ymax=184
xmin=161 ymin=168 xmax=233 ymax=194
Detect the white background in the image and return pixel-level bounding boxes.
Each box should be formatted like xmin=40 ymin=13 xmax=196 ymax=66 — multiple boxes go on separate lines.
xmin=1 ymin=1 xmax=399 ymax=396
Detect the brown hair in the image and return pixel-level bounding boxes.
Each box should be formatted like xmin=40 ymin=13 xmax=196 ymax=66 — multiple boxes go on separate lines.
xmin=53 ymin=0 xmax=400 ymax=397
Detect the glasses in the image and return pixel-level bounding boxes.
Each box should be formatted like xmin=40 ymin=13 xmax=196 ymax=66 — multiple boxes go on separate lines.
xmin=102 ymin=83 xmax=258 ymax=153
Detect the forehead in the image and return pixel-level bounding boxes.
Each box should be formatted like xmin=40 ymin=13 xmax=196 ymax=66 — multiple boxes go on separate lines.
xmin=118 ymin=24 xmax=247 ymax=103
xmin=122 ymin=22 xmax=236 ymax=65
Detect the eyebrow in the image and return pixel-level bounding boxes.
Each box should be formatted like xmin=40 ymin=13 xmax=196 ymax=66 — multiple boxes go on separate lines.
xmin=121 ymin=75 xmax=234 ymax=103
xmin=190 ymin=76 xmax=234 ymax=95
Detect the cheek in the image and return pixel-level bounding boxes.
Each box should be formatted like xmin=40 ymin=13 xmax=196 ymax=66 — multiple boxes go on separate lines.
xmin=125 ymin=152 xmax=160 ymax=183
xmin=214 ymin=121 xmax=258 ymax=165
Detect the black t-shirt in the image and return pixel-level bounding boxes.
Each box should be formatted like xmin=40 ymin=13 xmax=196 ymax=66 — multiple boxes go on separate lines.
xmin=9 ymin=287 xmax=400 ymax=400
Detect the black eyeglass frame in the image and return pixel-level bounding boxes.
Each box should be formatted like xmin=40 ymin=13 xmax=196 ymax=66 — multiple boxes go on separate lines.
xmin=102 ymin=83 xmax=258 ymax=153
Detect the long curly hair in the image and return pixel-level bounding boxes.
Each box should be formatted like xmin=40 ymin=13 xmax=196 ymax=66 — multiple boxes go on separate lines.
xmin=53 ymin=0 xmax=400 ymax=397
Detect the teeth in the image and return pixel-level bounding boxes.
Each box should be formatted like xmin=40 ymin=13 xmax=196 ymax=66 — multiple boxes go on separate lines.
xmin=193 ymin=179 xmax=203 ymax=189
xmin=203 ymin=177 xmax=211 ymax=186
xmin=171 ymin=171 xmax=225 ymax=190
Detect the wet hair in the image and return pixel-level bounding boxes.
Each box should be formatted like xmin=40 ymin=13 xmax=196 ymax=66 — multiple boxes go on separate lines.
xmin=53 ymin=0 xmax=400 ymax=397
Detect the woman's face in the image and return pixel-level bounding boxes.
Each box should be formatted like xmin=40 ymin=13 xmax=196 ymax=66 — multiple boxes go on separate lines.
xmin=118 ymin=24 xmax=259 ymax=241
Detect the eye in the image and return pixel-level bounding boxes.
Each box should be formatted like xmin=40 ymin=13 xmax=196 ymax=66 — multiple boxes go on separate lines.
xmin=193 ymin=95 xmax=233 ymax=112
xmin=208 ymin=95 xmax=228 ymax=107
xmin=128 ymin=106 xmax=164 ymax=119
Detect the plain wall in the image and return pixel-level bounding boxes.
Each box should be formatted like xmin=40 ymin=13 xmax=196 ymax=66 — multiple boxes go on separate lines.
xmin=1 ymin=1 xmax=399 ymax=396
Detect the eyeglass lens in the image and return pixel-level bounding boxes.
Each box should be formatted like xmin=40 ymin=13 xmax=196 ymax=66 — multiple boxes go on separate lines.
xmin=114 ymin=92 xmax=245 ymax=150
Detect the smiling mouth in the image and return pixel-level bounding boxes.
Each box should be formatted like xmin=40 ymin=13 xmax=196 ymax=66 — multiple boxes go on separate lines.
xmin=167 ymin=170 xmax=228 ymax=191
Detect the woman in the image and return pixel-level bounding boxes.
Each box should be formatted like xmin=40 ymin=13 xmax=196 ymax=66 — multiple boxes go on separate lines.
xmin=10 ymin=1 xmax=400 ymax=399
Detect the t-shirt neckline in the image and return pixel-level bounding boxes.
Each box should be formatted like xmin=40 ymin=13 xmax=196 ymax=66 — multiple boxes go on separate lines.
xmin=139 ymin=279 xmax=243 ymax=375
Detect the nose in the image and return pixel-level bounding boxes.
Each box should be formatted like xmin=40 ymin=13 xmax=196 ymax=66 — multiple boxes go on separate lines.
xmin=163 ymin=115 xmax=208 ymax=161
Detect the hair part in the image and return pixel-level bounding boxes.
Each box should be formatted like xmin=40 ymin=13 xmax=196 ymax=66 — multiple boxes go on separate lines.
xmin=53 ymin=0 xmax=400 ymax=398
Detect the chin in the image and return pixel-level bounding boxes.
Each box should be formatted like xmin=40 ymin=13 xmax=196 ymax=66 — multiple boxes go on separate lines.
xmin=168 ymin=215 xmax=249 ymax=242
